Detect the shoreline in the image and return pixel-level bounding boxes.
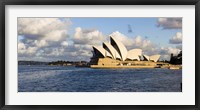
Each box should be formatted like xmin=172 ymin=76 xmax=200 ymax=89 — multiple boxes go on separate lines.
xmin=90 ymin=64 xmax=182 ymax=69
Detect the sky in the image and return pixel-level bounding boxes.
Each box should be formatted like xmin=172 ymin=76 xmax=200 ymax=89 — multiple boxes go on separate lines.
xmin=18 ymin=17 xmax=182 ymax=62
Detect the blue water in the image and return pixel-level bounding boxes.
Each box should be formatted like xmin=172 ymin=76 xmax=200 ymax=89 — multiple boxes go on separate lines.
xmin=18 ymin=65 xmax=182 ymax=92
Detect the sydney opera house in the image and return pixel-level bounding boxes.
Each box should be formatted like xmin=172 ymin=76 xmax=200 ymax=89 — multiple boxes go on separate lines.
xmin=90 ymin=36 xmax=163 ymax=68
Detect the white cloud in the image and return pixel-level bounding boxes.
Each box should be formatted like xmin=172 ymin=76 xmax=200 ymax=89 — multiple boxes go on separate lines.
xmin=158 ymin=46 xmax=181 ymax=60
xmin=62 ymin=27 xmax=109 ymax=61
xmin=18 ymin=18 xmax=72 ymax=60
xmin=18 ymin=18 xmax=71 ymax=44
xmin=18 ymin=42 xmax=26 ymax=50
xmin=167 ymin=47 xmax=181 ymax=55
xmin=18 ymin=26 xmax=103 ymax=61
xmin=133 ymin=36 xmax=153 ymax=49
xmin=44 ymin=30 xmax=67 ymax=42
xmin=169 ymin=32 xmax=182 ymax=44
xmin=47 ymin=48 xmax=65 ymax=56
xmin=110 ymin=31 xmax=154 ymax=50
xmin=18 ymin=42 xmax=26 ymax=54
xmin=61 ymin=41 xmax=68 ymax=47
xmin=160 ymin=46 xmax=181 ymax=55
xmin=18 ymin=40 xmax=38 ymax=55
xmin=73 ymin=27 xmax=106 ymax=46
xmin=26 ymin=47 xmax=38 ymax=54
xmin=18 ymin=18 xmax=71 ymax=36
xmin=110 ymin=31 xmax=133 ymax=47
xmin=157 ymin=18 xmax=182 ymax=29
xmin=34 ymin=40 xmax=48 ymax=47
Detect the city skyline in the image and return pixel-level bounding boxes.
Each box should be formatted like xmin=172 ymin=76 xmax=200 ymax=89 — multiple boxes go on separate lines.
xmin=18 ymin=17 xmax=182 ymax=61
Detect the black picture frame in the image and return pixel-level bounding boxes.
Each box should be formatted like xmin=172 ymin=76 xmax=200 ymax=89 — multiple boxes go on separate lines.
xmin=0 ymin=0 xmax=199 ymax=110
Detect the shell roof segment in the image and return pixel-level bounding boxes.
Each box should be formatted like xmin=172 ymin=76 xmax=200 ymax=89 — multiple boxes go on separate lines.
xmin=149 ymin=55 xmax=161 ymax=62
xmin=93 ymin=46 xmax=113 ymax=58
xmin=103 ymin=42 xmax=121 ymax=60
xmin=110 ymin=36 xmax=128 ymax=61
xmin=127 ymin=49 xmax=142 ymax=61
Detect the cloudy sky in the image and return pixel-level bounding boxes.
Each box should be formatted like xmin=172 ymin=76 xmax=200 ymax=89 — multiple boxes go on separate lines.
xmin=18 ymin=17 xmax=182 ymax=62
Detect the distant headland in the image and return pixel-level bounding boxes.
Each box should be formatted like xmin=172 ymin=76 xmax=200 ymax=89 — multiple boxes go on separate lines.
xmin=18 ymin=60 xmax=89 ymax=67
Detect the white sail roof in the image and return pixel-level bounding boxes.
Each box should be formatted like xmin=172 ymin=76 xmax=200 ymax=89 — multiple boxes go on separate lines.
xmin=110 ymin=36 xmax=128 ymax=61
xmin=105 ymin=50 xmax=112 ymax=58
xmin=143 ymin=54 xmax=160 ymax=62
xmin=127 ymin=49 xmax=142 ymax=61
xmin=143 ymin=54 xmax=150 ymax=61
xmin=103 ymin=42 xmax=121 ymax=60
xmin=93 ymin=46 xmax=113 ymax=58
xmin=92 ymin=46 xmax=106 ymax=57
xmin=149 ymin=55 xmax=160 ymax=62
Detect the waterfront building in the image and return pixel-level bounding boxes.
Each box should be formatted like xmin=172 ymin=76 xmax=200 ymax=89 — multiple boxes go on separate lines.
xmin=90 ymin=35 xmax=163 ymax=68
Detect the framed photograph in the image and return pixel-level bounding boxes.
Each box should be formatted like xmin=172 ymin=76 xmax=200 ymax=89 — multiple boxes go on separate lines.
xmin=1 ymin=0 xmax=199 ymax=109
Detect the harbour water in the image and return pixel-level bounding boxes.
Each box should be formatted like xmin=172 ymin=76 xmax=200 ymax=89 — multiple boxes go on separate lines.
xmin=18 ymin=65 xmax=182 ymax=92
